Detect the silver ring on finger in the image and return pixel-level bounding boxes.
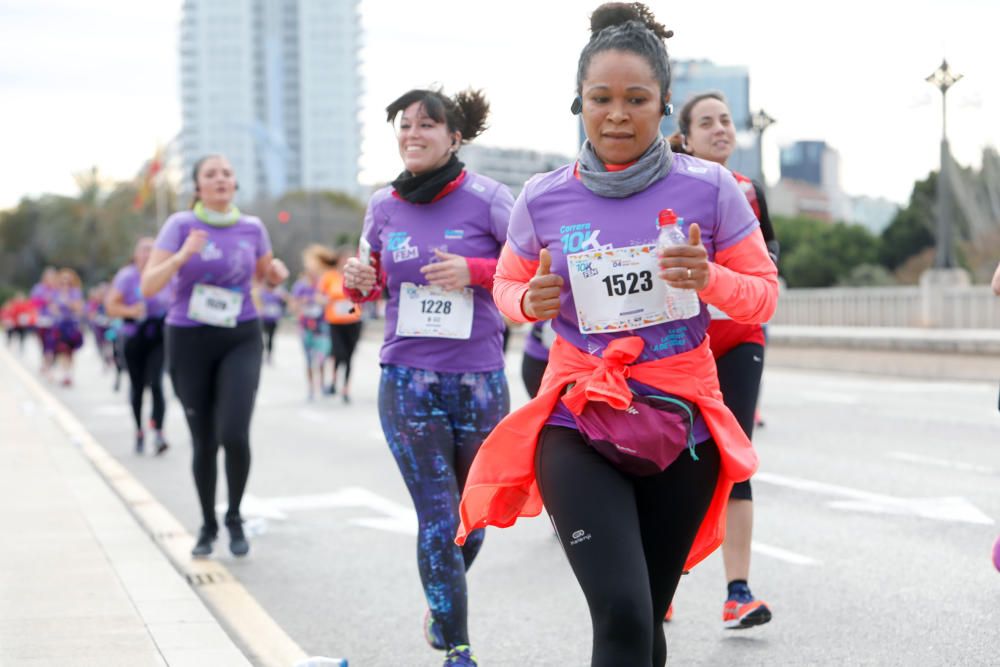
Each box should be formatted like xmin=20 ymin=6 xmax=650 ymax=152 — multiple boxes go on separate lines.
xmin=687 ymin=268 xmax=693 ymax=279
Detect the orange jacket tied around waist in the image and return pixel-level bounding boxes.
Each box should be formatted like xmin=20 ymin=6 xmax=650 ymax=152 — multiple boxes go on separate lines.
xmin=455 ymin=333 xmax=758 ymax=571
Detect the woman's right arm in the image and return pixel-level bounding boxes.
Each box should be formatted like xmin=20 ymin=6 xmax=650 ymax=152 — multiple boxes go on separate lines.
xmin=141 ymin=229 xmax=207 ymax=297
xmin=104 ymin=286 xmax=142 ymax=319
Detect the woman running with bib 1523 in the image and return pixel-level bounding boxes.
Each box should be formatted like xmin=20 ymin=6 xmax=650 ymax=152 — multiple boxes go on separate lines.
xmin=455 ymin=4 xmax=778 ymax=665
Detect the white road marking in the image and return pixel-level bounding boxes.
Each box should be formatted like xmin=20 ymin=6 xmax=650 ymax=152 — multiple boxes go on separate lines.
xmin=755 ymin=471 xmax=994 ymax=525
xmin=93 ymin=404 xmax=130 ymax=416
xmin=224 ymin=487 xmax=418 ymax=536
xmin=886 ymin=451 xmax=996 ymax=475
xmin=751 ymin=541 xmax=821 ymax=566
xmin=296 ymin=409 xmax=330 ymax=424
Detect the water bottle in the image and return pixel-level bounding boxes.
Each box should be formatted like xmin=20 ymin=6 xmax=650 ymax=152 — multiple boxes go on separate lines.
xmin=656 ymin=209 xmax=701 ymax=321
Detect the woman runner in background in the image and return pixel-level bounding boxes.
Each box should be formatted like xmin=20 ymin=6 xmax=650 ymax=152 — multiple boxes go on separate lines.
xmin=258 ymin=281 xmax=286 ymax=365
xmin=142 ymin=154 xmax=288 ymax=558
xmin=51 ymin=268 xmax=85 ymax=387
xmin=106 ymin=237 xmax=172 ymax=455
xmin=319 ymin=249 xmax=362 ymax=403
xmin=668 ymin=90 xmax=778 ymax=629
xmin=293 ymin=246 xmax=335 ymax=401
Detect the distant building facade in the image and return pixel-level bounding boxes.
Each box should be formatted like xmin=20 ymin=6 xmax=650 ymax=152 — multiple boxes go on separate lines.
xmin=460 ymin=145 xmax=573 ymax=196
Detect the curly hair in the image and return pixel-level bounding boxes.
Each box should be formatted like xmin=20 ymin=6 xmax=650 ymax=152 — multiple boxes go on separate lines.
xmin=385 ymin=88 xmax=490 ymax=144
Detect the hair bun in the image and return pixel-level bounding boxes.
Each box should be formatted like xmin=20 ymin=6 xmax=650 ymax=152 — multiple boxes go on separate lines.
xmin=589 ymin=2 xmax=673 ymax=40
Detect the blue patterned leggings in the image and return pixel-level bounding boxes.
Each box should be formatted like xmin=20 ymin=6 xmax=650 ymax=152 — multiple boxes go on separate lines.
xmin=379 ymin=364 xmax=509 ymax=649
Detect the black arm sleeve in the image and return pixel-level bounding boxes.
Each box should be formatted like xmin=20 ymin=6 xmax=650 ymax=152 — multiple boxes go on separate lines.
xmin=752 ymin=180 xmax=779 ymax=264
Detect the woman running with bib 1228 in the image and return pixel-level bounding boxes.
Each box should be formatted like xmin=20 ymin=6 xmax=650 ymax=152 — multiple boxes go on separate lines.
xmin=343 ymin=87 xmax=513 ymax=667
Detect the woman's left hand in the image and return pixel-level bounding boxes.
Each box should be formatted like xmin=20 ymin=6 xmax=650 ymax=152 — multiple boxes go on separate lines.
xmin=266 ymin=258 xmax=289 ymax=286
xmin=659 ymin=223 xmax=710 ymax=291
xmin=420 ymin=249 xmax=471 ymax=291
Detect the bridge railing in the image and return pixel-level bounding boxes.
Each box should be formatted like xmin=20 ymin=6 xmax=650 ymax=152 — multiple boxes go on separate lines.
xmin=771 ymin=285 xmax=1000 ymax=329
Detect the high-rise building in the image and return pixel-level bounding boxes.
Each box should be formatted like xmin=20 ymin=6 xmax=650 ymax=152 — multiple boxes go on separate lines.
xmin=776 ymin=140 xmax=850 ymax=221
xmin=179 ymin=0 xmax=361 ymax=204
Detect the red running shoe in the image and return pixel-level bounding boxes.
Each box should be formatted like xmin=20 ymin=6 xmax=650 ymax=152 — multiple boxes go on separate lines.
xmin=723 ymin=598 xmax=772 ymax=629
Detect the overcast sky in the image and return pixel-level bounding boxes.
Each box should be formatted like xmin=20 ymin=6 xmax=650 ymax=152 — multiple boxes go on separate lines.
xmin=1 ymin=0 xmax=996 ymax=209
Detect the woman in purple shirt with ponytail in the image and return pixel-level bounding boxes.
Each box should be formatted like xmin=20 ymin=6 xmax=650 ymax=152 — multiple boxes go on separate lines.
xmin=142 ymin=154 xmax=288 ymax=559
xmin=343 ymin=87 xmax=513 ymax=667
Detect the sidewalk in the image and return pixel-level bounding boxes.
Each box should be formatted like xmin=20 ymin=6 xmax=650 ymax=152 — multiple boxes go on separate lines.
xmin=0 ymin=348 xmax=252 ymax=666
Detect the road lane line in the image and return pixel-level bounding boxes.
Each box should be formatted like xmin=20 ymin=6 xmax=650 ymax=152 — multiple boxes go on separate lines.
xmin=751 ymin=541 xmax=821 ymax=566
xmin=886 ymin=451 xmax=996 ymax=475
xmin=755 ymin=471 xmax=994 ymax=525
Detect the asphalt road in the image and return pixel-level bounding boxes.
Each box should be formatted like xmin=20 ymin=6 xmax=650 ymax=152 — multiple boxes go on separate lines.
xmin=11 ymin=326 xmax=1000 ymax=666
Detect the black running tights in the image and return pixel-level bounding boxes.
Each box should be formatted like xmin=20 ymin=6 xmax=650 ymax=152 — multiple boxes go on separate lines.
xmin=122 ymin=322 xmax=166 ymax=432
xmin=166 ymin=320 xmax=262 ymax=531
xmin=536 ymin=426 xmax=720 ymax=666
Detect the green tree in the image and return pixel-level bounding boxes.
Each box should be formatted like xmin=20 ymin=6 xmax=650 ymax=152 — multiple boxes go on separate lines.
xmin=878 ymin=172 xmax=936 ymax=271
xmin=773 ymin=216 xmax=881 ymax=287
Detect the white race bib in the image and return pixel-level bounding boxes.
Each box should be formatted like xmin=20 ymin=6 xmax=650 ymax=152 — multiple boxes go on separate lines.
xmin=396 ymin=283 xmax=474 ymax=339
xmin=302 ymin=303 xmax=324 ymax=319
xmin=188 ymin=284 xmax=244 ymax=328
xmin=567 ymin=244 xmax=669 ymax=334
xmin=333 ymin=300 xmax=355 ymax=316
xmin=262 ymin=303 xmax=283 ymax=319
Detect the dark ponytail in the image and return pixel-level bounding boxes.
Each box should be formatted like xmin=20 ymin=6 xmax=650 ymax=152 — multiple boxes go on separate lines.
xmin=577 ymin=3 xmax=674 ymax=96
xmin=385 ymin=88 xmax=490 ymax=144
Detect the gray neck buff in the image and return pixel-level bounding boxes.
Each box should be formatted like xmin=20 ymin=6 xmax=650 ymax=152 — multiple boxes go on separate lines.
xmin=576 ymin=136 xmax=673 ymax=198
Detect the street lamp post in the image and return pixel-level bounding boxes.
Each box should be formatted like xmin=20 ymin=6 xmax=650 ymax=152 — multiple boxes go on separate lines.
xmin=750 ymin=109 xmax=776 ymax=184
xmin=926 ymin=59 xmax=963 ymax=268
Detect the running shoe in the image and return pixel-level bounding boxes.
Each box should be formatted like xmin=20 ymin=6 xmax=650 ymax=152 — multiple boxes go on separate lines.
xmin=227 ymin=518 xmax=250 ymax=557
xmin=443 ymin=645 xmax=477 ymax=666
xmin=135 ymin=431 xmax=144 ymax=454
xmin=154 ymin=434 xmax=169 ymax=456
xmin=992 ymin=534 xmax=1000 ymax=572
xmin=191 ymin=526 xmax=217 ymax=558
xmin=723 ymin=598 xmax=772 ymax=629
xmin=663 ymin=604 xmax=674 ymax=622
xmin=424 ymin=610 xmax=446 ymax=650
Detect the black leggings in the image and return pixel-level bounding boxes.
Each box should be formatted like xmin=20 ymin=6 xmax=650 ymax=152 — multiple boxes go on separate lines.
xmin=537 ymin=427 xmax=720 ymax=667
xmin=716 ymin=343 xmax=764 ymax=501
xmin=329 ymin=321 xmax=362 ymax=385
xmin=166 ymin=320 xmax=262 ymax=531
xmin=122 ymin=320 xmax=166 ymax=432
xmin=521 ymin=354 xmax=548 ymax=399
xmin=261 ymin=320 xmax=277 ymax=358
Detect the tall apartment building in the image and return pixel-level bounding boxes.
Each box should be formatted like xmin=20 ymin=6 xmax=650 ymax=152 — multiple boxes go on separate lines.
xmin=179 ymin=0 xmax=361 ymax=203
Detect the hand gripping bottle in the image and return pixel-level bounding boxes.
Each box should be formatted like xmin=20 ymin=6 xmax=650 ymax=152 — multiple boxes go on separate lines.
xmin=656 ymin=209 xmax=701 ymax=322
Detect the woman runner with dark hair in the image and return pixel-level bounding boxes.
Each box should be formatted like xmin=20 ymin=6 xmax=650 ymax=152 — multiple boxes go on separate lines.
xmin=343 ymin=86 xmax=513 ymax=667
xmin=457 ymin=4 xmax=778 ymax=664
xmin=106 ymin=237 xmax=172 ymax=455
xmin=669 ymin=90 xmax=779 ymax=629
